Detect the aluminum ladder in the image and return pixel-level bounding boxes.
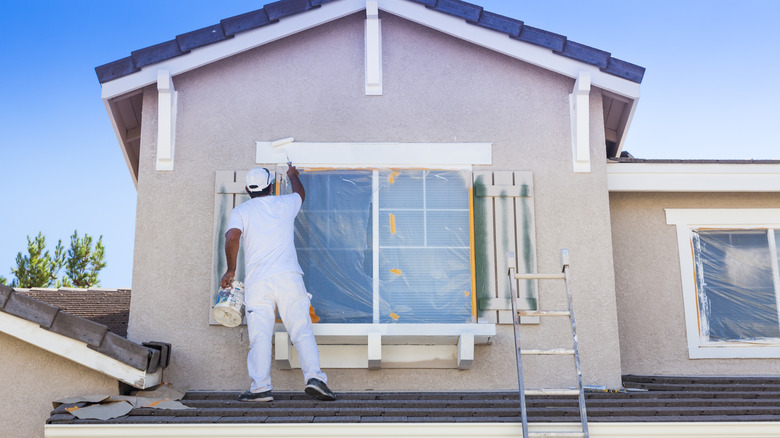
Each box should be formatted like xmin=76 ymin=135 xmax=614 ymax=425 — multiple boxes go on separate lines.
xmin=507 ymin=249 xmax=588 ymax=438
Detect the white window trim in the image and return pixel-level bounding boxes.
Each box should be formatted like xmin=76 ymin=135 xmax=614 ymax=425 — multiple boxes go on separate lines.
xmin=256 ymin=139 xmax=491 ymax=168
xmin=666 ymin=208 xmax=780 ymax=358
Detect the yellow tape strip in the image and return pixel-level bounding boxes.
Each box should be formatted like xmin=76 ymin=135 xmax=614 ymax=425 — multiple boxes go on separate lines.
xmin=468 ymin=187 xmax=477 ymax=322
xmin=390 ymin=268 xmax=402 ymax=276
xmin=390 ymin=213 xmax=396 ymax=234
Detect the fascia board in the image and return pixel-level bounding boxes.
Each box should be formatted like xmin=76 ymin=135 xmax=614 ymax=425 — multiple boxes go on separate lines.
xmin=0 ymin=311 xmax=161 ymax=388
xmin=100 ymin=0 xmax=366 ymax=100
xmin=44 ymin=421 xmax=780 ymax=437
xmin=607 ymin=162 xmax=780 ymax=192
xmin=379 ymin=0 xmax=640 ymax=100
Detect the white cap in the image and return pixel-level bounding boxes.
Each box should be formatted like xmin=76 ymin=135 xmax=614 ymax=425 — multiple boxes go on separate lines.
xmin=246 ymin=168 xmax=274 ymax=192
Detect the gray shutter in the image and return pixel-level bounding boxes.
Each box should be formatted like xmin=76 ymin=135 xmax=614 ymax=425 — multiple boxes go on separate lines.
xmin=473 ymin=171 xmax=538 ymax=324
xmin=209 ymin=170 xmax=250 ymax=325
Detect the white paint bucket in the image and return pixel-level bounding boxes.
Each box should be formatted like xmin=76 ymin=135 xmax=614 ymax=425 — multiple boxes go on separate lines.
xmin=212 ymin=280 xmax=245 ymax=327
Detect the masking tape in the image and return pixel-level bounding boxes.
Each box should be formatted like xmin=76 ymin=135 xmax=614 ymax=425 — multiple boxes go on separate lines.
xmin=390 ymin=269 xmax=402 ymax=275
xmin=389 ymin=312 xmax=400 ymax=320
xmin=390 ymin=213 xmax=396 ymax=234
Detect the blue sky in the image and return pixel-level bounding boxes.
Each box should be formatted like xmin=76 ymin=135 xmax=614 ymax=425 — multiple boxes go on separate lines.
xmin=1 ymin=0 xmax=778 ymax=288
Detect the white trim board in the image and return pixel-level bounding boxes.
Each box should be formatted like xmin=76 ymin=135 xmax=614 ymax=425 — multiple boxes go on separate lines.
xmin=0 ymin=311 xmax=162 ymax=389
xmin=256 ymin=140 xmax=492 ymax=167
xmin=608 ymin=162 xmax=780 ymax=192
xmin=45 ymin=421 xmax=780 ymax=438
xmin=665 ymin=208 xmax=780 ymax=359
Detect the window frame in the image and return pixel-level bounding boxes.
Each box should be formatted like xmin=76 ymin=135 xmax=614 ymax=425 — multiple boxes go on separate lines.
xmin=282 ymin=167 xmax=476 ymax=325
xmin=666 ymin=208 xmax=780 ymax=358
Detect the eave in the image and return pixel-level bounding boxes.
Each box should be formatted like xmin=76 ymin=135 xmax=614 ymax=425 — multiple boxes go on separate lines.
xmin=607 ymin=160 xmax=780 ymax=192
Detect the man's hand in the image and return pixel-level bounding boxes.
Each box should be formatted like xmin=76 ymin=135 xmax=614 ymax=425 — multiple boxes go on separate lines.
xmin=220 ymin=270 xmax=235 ymax=289
xmin=287 ymin=164 xmax=305 ymax=202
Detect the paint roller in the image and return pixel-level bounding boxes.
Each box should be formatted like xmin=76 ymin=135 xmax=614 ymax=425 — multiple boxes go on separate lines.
xmin=272 ymin=137 xmax=294 ymax=165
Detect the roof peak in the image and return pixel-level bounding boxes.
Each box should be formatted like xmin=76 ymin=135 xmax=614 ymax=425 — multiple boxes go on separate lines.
xmin=95 ymin=0 xmax=644 ymax=84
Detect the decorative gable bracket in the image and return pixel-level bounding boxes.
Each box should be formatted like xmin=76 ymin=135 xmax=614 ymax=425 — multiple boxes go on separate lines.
xmin=365 ymin=1 xmax=382 ymax=95
xmin=569 ymin=71 xmax=591 ymax=173
xmin=156 ymin=70 xmax=177 ymax=171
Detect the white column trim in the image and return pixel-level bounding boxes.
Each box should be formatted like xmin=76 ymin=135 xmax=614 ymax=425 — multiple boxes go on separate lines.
xmin=156 ymin=70 xmax=177 ymax=171
xmin=569 ymin=71 xmax=591 ymax=173
xmin=365 ymin=1 xmax=383 ymax=95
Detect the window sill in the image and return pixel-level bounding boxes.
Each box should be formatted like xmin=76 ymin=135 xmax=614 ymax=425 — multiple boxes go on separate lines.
xmin=273 ymin=323 xmax=495 ymax=369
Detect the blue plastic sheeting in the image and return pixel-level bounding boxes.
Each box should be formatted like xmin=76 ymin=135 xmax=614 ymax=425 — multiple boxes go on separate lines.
xmin=692 ymin=229 xmax=780 ymax=342
xmin=283 ymin=169 xmax=473 ymax=324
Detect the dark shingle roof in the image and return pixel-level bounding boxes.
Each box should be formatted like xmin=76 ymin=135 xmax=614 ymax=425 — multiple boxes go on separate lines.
xmin=95 ymin=0 xmax=644 ymax=84
xmin=0 ymin=284 xmax=167 ymax=374
xmin=47 ymin=375 xmax=780 ymax=425
xmin=14 ymin=288 xmax=130 ymax=336
xmin=610 ymin=157 xmax=780 ymax=164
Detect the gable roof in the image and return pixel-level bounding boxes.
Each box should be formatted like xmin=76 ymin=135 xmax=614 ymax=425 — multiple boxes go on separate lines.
xmin=0 ymin=284 xmax=168 ymax=389
xmin=95 ymin=0 xmax=644 ymax=85
xmin=97 ymin=0 xmax=645 ymax=185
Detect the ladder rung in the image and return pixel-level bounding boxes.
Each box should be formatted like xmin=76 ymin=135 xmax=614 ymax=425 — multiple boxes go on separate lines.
xmin=518 ymin=310 xmax=571 ymax=317
xmin=529 ymin=433 xmax=585 ymax=438
xmin=513 ymin=273 xmax=566 ymax=280
xmin=521 ymin=349 xmax=575 ymax=355
xmin=524 ymin=389 xmax=580 ymax=396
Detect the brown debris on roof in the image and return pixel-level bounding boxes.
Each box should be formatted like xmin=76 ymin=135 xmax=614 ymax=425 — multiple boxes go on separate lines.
xmin=14 ymin=288 xmax=130 ymax=337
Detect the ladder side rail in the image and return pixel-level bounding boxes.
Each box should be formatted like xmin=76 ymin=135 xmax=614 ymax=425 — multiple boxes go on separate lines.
xmin=507 ymin=252 xmax=529 ymax=438
xmin=563 ymin=262 xmax=589 ymax=438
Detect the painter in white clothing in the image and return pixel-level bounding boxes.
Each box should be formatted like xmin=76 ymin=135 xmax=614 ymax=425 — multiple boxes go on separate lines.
xmin=221 ymin=165 xmax=336 ymax=402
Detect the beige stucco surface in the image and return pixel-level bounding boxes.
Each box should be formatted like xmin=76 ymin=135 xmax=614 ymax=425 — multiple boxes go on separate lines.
xmin=610 ymin=191 xmax=780 ymax=375
xmin=0 ymin=333 xmax=117 ymax=438
xmin=127 ymin=11 xmax=623 ymax=393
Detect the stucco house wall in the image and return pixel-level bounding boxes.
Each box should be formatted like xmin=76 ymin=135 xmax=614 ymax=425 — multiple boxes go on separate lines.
xmin=127 ymin=11 xmax=622 ymax=391
xmin=610 ymin=191 xmax=780 ymax=375
xmin=0 ymin=333 xmax=117 ymax=438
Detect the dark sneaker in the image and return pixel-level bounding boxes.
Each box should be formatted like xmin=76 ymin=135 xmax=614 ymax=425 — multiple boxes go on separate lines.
xmin=305 ymin=378 xmax=336 ymax=401
xmin=238 ymin=390 xmax=273 ymax=402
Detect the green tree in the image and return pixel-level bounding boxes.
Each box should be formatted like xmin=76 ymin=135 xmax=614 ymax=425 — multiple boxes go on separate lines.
xmin=0 ymin=276 xmax=7 ymax=285
xmin=62 ymin=230 xmax=106 ymax=288
xmin=10 ymin=232 xmax=66 ymax=288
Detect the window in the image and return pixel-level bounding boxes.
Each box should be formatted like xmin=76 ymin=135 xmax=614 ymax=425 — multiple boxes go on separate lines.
xmin=666 ymin=209 xmax=780 ymax=358
xmin=286 ymin=169 xmax=474 ymax=324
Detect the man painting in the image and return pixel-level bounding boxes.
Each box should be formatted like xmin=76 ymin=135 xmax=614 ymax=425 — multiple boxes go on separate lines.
xmin=221 ymin=165 xmax=335 ymax=402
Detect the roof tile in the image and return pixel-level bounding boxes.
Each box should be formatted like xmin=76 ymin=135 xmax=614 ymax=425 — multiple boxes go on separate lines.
xmin=264 ymin=0 xmax=317 ymax=22
xmin=48 ymin=311 xmax=108 ymax=348
xmin=92 ymin=332 xmax=152 ymax=371
xmin=0 ymin=284 xmax=12 ymax=308
xmin=176 ymin=24 xmax=231 ymax=52
xmin=513 ymin=25 xmax=566 ymax=51
xmin=433 ymin=0 xmax=483 ymax=23
xmin=602 ymin=57 xmax=646 ymax=84
xmin=3 ymin=292 xmax=59 ymax=328
xmin=556 ymin=40 xmax=610 ymax=68
xmin=408 ymin=0 xmax=436 ymax=7
xmin=95 ymin=57 xmax=139 ymax=84
xmin=221 ymin=9 xmax=273 ymax=36
xmin=131 ymin=40 xmax=185 ymax=70
xmin=472 ymin=10 xmax=523 ymax=37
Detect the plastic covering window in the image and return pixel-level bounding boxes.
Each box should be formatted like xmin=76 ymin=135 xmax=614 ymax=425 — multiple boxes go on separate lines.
xmin=692 ymin=229 xmax=780 ymax=343
xmin=283 ymin=169 xmax=473 ymax=324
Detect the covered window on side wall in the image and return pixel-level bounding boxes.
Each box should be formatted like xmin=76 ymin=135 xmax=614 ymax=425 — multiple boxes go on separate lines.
xmin=666 ymin=209 xmax=780 ymax=358
xmin=282 ymin=169 xmax=473 ymax=324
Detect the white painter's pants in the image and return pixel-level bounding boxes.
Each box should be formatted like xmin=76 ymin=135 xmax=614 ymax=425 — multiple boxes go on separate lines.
xmin=244 ymin=271 xmax=327 ymax=393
